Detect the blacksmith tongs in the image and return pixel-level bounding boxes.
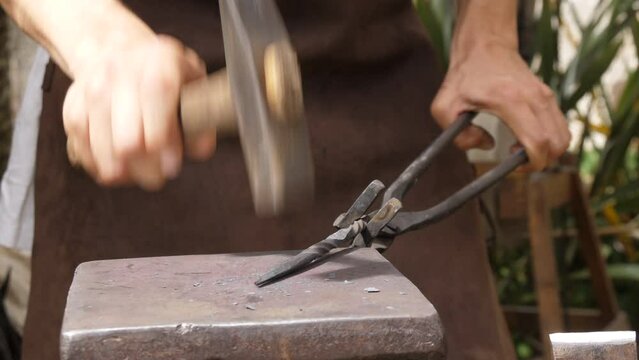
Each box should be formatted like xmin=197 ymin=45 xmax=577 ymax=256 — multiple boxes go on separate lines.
xmin=255 ymin=112 xmax=528 ymax=287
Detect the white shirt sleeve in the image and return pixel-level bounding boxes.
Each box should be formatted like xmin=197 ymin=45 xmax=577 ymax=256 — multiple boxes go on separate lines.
xmin=0 ymin=47 xmax=50 ymax=251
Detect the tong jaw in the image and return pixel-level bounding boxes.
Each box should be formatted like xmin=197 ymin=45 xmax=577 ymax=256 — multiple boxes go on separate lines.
xmin=331 ymin=180 xmax=403 ymax=249
xmin=333 ymin=180 xmax=386 ymax=229
xmin=359 ymin=198 xmax=402 ymax=250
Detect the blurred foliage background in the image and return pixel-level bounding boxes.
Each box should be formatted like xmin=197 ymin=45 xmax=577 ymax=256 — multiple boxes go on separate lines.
xmin=415 ymin=0 xmax=639 ymax=358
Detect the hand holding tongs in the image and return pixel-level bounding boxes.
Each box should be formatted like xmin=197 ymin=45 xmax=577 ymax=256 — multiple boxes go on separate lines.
xmin=255 ymin=112 xmax=528 ymax=287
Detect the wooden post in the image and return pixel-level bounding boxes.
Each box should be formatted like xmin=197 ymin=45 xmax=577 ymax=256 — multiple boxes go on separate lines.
xmin=569 ymin=173 xmax=619 ymax=324
xmin=528 ymin=173 xmax=565 ymax=359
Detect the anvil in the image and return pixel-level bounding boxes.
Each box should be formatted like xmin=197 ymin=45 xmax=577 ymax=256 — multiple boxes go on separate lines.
xmin=550 ymin=331 xmax=637 ymax=360
xmin=61 ymin=248 xmax=445 ymax=359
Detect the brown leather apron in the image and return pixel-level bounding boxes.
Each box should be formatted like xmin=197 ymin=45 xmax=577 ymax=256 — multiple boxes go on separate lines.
xmin=24 ymin=1 xmax=515 ymax=359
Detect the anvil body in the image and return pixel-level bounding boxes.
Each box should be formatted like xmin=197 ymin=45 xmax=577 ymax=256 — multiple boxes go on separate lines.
xmin=61 ymin=248 xmax=444 ymax=359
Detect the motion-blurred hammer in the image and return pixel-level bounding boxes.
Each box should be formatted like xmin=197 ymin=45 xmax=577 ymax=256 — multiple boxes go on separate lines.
xmin=181 ymin=0 xmax=314 ymax=216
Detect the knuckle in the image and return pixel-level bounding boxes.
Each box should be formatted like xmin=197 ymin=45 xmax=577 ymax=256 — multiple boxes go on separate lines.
xmin=97 ymin=161 xmax=127 ymax=186
xmin=95 ymin=159 xmax=124 ymax=186
xmin=113 ymin=135 xmax=143 ymax=157
xmin=156 ymin=35 xmax=182 ymax=52
xmin=63 ymin=104 xmax=84 ymax=134
xmin=186 ymin=131 xmax=217 ymax=160
xmin=528 ymin=131 xmax=551 ymax=150
xmin=549 ymin=142 xmax=565 ymax=159
xmin=430 ymin=93 xmax=457 ymax=124
xmin=97 ymin=170 xmax=121 ymax=186
xmin=140 ymin=178 xmax=166 ymax=192
xmin=63 ymin=86 xmax=85 ymax=133
xmin=430 ymin=100 xmax=446 ymax=120
xmin=531 ymin=86 xmax=555 ymax=110
xmin=539 ymin=84 xmax=556 ymax=101
xmin=145 ymin=129 xmax=173 ymax=152
xmin=533 ymin=161 xmax=546 ymax=171
xmin=143 ymin=70 xmax=179 ymax=95
xmin=556 ymin=135 xmax=571 ymax=156
xmin=85 ymin=71 xmax=112 ymax=101
xmin=197 ymin=58 xmax=207 ymax=74
xmin=527 ymin=150 xmax=548 ymax=170
xmin=158 ymin=71 xmax=179 ymax=92
xmin=493 ymin=81 xmax=523 ymax=104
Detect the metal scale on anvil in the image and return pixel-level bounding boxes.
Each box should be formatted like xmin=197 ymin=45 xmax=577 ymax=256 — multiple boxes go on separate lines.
xmin=60 ymin=1 xmax=528 ymax=359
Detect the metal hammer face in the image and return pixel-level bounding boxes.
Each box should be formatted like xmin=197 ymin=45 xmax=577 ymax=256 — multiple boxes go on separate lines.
xmin=180 ymin=0 xmax=314 ymax=217
xmin=61 ymin=249 xmax=444 ymax=359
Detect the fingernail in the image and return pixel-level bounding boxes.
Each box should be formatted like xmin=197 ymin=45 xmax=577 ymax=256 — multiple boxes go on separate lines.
xmin=161 ymin=150 xmax=181 ymax=179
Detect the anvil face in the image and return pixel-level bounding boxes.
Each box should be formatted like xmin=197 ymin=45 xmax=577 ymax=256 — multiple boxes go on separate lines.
xmin=61 ymin=248 xmax=444 ymax=360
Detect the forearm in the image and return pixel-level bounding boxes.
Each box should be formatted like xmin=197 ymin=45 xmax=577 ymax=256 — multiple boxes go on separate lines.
xmin=0 ymin=0 xmax=153 ymax=78
xmin=452 ymin=0 xmax=518 ymax=61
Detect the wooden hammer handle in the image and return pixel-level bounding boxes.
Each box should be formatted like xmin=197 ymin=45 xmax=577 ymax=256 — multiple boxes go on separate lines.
xmin=180 ymin=68 xmax=238 ymax=139
xmin=180 ymin=41 xmax=302 ymax=141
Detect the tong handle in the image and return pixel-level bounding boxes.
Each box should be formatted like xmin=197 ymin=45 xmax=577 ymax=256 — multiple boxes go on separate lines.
xmin=381 ymin=111 xmax=530 ymax=235
xmin=383 ymin=112 xmax=475 ymax=203
xmin=389 ymin=148 xmax=528 ymax=235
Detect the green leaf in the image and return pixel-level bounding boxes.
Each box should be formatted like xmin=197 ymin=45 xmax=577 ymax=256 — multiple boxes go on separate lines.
xmin=612 ymin=70 xmax=639 ymax=125
xmin=413 ymin=0 xmax=454 ymax=70
xmin=593 ymin=178 xmax=639 ymax=212
xmin=562 ymin=39 xmax=623 ymax=112
xmin=571 ymin=264 xmax=639 ymax=283
xmin=534 ymin=0 xmax=559 ymax=84
xmin=591 ymin=80 xmax=639 ymax=195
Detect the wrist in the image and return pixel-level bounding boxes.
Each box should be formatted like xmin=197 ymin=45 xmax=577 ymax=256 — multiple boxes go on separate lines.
xmin=450 ymin=0 xmax=518 ymax=65
xmin=5 ymin=0 xmax=156 ymax=78
xmin=47 ymin=1 xmax=155 ymax=78
xmin=449 ymin=34 xmax=518 ymax=68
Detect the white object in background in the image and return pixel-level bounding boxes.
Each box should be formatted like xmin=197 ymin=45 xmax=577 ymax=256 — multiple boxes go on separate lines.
xmin=0 ymin=47 xmax=49 ymax=251
xmin=466 ymin=112 xmax=516 ymax=164
xmin=550 ymin=331 xmax=637 ymax=360
xmin=0 ymin=246 xmax=30 ymax=334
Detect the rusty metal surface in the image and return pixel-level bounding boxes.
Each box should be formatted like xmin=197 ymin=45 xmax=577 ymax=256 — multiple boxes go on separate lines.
xmin=61 ymin=248 xmax=445 ymax=360
xmin=550 ymin=332 xmax=637 ymax=360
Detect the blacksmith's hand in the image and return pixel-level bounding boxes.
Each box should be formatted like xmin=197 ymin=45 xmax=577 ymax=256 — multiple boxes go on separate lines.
xmin=60 ymin=1 xmax=213 ymax=190
xmin=431 ymin=1 xmax=571 ymax=170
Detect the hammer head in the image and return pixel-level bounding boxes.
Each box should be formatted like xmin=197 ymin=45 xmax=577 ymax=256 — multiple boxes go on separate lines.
xmin=61 ymin=249 xmax=444 ymax=359
xmin=221 ymin=0 xmax=314 ymax=216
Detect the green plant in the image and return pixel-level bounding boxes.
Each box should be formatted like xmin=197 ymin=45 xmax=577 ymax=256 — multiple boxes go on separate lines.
xmin=413 ymin=0 xmax=454 ymax=70
xmin=587 ymin=9 xmax=639 ymax=196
